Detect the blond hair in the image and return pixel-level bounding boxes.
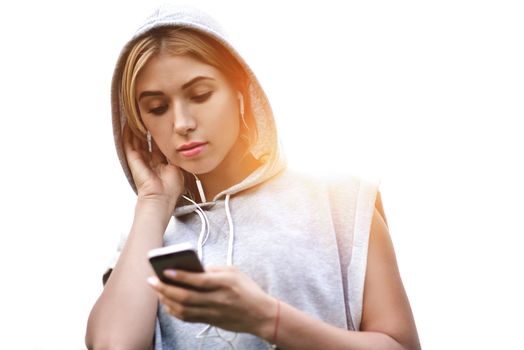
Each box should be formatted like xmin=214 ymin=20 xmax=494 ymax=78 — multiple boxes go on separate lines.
xmin=121 ymin=26 xmax=257 ymax=148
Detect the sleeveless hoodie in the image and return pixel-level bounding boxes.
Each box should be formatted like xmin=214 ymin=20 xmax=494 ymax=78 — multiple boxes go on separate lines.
xmin=107 ymin=5 xmax=380 ymax=349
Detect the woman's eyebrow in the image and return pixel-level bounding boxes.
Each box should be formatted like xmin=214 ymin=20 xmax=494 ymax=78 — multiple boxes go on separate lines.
xmin=138 ymin=76 xmax=215 ymax=101
xmin=138 ymin=91 xmax=163 ymax=101
xmin=181 ymin=76 xmax=215 ymax=89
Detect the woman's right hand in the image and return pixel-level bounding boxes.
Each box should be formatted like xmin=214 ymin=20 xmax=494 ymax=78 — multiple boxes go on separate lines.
xmin=123 ymin=124 xmax=184 ymax=210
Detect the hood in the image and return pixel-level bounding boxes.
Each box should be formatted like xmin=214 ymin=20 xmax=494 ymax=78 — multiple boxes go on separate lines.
xmin=111 ymin=4 xmax=286 ymax=210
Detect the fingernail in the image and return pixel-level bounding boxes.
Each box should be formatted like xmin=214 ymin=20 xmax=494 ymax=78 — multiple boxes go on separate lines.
xmin=164 ymin=269 xmax=177 ymax=277
xmin=147 ymin=276 xmax=159 ymax=286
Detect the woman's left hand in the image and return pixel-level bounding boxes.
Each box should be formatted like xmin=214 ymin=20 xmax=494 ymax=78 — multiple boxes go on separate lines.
xmin=147 ymin=266 xmax=276 ymax=336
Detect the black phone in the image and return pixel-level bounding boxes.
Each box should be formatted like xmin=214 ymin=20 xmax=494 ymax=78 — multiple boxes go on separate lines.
xmin=148 ymin=242 xmax=204 ymax=289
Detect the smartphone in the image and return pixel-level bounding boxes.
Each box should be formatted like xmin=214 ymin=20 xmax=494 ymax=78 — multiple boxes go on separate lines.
xmin=148 ymin=242 xmax=204 ymax=289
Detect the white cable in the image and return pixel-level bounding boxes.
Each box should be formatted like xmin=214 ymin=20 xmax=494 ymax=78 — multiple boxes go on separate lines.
xmin=224 ymin=193 xmax=235 ymax=266
xmin=192 ymin=173 xmax=207 ymax=203
xmin=182 ymin=195 xmax=210 ymax=261
xmin=194 ymin=210 xmax=206 ymax=261
xmin=185 ymin=180 xmax=239 ymax=347
xmin=193 ymin=194 xmax=239 ymax=348
xmin=183 ymin=187 xmax=233 ymax=348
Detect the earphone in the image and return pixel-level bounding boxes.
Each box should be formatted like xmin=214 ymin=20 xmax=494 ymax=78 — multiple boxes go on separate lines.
xmin=146 ymin=130 xmax=152 ymax=153
xmin=237 ymin=91 xmax=250 ymax=132
xmin=237 ymin=91 xmax=244 ymax=116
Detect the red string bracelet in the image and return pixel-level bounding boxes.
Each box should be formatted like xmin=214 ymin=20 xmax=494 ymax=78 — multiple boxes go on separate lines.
xmin=271 ymin=298 xmax=281 ymax=347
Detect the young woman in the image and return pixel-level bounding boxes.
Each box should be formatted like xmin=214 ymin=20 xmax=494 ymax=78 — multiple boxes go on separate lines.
xmin=86 ymin=5 xmax=421 ymax=350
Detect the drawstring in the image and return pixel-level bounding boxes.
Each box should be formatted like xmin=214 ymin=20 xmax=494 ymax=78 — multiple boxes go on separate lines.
xmin=181 ymin=187 xmax=274 ymax=349
xmin=182 ymin=176 xmax=273 ymax=349
xmin=182 ymin=175 xmax=241 ymax=348
xmin=180 ymin=192 xmax=234 ymax=266
xmin=196 ymin=326 xmax=238 ymax=350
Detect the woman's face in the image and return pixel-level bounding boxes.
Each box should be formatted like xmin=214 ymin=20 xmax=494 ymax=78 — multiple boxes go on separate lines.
xmin=135 ymin=53 xmax=242 ymax=175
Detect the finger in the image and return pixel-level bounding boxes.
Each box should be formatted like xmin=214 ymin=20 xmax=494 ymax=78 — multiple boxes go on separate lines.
xmin=122 ymin=125 xmax=150 ymax=179
xmin=163 ymin=269 xmax=231 ymax=291
xmin=161 ymin=300 xmax=220 ymax=323
xmin=157 ymin=290 xmax=202 ymax=310
xmin=122 ymin=124 xmax=133 ymax=155
xmin=123 ymin=124 xmax=143 ymax=158
xmin=150 ymin=145 xmax=168 ymax=170
xmin=201 ymin=266 xmax=239 ymax=283
xmin=132 ymin=129 xmax=149 ymax=161
xmin=123 ymin=125 xmax=141 ymax=164
xmin=158 ymin=284 xmax=215 ymax=307
xmin=148 ymin=276 xmax=214 ymax=306
xmin=205 ymin=265 xmax=235 ymax=273
xmin=150 ymin=145 xmax=163 ymax=167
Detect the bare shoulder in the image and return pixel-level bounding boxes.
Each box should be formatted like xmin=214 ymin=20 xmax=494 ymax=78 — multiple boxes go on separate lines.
xmin=360 ymin=195 xmax=421 ymax=350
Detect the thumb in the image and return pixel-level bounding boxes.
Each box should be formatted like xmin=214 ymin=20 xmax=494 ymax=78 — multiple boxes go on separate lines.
xmin=205 ymin=265 xmax=229 ymax=273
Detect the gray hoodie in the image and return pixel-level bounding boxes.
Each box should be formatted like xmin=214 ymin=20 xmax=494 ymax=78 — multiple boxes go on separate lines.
xmin=108 ymin=5 xmax=379 ymax=349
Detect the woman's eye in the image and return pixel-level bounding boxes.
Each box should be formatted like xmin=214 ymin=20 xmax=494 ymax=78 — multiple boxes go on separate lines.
xmin=148 ymin=105 xmax=168 ymax=115
xmin=191 ymin=91 xmax=212 ymax=103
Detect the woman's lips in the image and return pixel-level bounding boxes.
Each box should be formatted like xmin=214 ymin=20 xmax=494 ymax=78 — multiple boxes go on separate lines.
xmin=178 ymin=143 xmax=207 ymax=157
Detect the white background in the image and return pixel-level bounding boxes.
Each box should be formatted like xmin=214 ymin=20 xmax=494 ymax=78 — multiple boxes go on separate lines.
xmin=0 ymin=0 xmax=522 ymax=349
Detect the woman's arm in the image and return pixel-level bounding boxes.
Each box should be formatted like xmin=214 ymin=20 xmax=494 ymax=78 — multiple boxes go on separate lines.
xmin=86 ymin=125 xmax=184 ymax=350
xmin=85 ymin=200 xmax=171 ymax=350
xmin=255 ymin=207 xmax=421 ymax=350
xmin=359 ymin=207 xmax=421 ymax=349
xmin=149 ymin=204 xmax=420 ymax=350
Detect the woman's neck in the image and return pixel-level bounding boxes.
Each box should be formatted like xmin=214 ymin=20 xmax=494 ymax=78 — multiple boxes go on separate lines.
xmin=190 ymin=141 xmax=262 ymax=202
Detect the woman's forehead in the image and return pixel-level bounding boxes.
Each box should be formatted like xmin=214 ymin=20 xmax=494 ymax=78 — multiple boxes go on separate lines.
xmin=135 ymin=54 xmax=226 ymax=92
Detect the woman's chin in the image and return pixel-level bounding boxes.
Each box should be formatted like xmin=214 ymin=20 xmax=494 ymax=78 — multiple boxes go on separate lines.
xmin=176 ymin=161 xmax=218 ymax=176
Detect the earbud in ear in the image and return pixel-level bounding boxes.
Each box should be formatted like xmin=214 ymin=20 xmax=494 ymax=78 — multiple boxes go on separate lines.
xmin=237 ymin=92 xmax=244 ymax=116
xmin=146 ymin=130 xmax=152 ymax=153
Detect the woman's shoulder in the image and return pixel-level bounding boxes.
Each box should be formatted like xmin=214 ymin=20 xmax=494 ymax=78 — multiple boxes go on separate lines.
xmin=271 ymin=166 xmax=380 ymax=192
xmin=254 ymin=166 xmax=381 ymax=210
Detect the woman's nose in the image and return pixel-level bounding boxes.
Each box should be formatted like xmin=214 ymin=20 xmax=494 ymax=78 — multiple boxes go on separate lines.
xmin=172 ymin=101 xmax=196 ymax=135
